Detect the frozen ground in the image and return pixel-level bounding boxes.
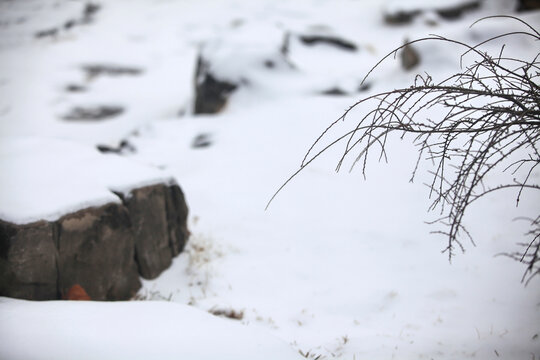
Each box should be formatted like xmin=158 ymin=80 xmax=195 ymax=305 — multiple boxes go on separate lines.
xmin=0 ymin=0 xmax=539 ymax=359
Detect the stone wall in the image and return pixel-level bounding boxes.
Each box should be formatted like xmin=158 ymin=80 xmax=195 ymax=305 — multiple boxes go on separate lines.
xmin=0 ymin=183 xmax=189 ymax=301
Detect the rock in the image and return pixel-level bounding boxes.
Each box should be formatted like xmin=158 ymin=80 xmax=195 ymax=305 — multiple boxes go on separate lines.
xmin=82 ymin=64 xmax=143 ymax=80
xmin=0 ymin=183 xmax=190 ymax=301
xmin=400 ymin=40 xmax=420 ymax=71
xmin=56 ymin=203 xmax=141 ymax=300
xmin=164 ymin=184 xmax=189 ymax=257
xmin=517 ymin=0 xmax=540 ymax=11
xmin=64 ymin=19 xmax=77 ymax=30
xmin=34 ymin=28 xmax=59 ymax=39
xmin=191 ymin=133 xmax=213 ymax=148
xmin=358 ymin=82 xmax=371 ymax=92
xmin=81 ymin=2 xmax=101 ymax=24
xmin=62 ymin=105 xmax=124 ymax=121
xmin=321 ymin=87 xmax=348 ymax=96
xmin=96 ymin=140 xmax=136 ymax=155
xmin=65 ymin=84 xmax=87 ymax=93
xmin=122 ymin=183 xmax=189 ymax=279
xmin=0 ymin=220 xmax=58 ymax=300
xmin=280 ymin=32 xmax=291 ymax=57
xmin=299 ymin=35 xmax=358 ymax=52
xmin=124 ymin=185 xmax=173 ymax=279
xmin=436 ymin=1 xmax=480 ymax=20
xmin=193 ymin=55 xmax=238 ymax=114
xmin=193 ymin=24 xmax=294 ymax=115
xmin=384 ymin=1 xmax=481 ymax=25
xmin=384 ymin=10 xmax=421 ymax=25
xmin=34 ymin=2 xmax=102 ymax=39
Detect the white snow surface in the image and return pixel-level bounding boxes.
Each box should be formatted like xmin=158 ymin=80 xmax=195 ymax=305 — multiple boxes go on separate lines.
xmin=0 ymin=136 xmax=174 ymax=223
xmin=0 ymin=297 xmax=300 ymax=360
xmin=1 ymin=0 xmax=539 ymax=359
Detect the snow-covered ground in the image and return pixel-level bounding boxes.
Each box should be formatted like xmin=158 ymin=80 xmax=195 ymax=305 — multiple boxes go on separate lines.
xmin=1 ymin=0 xmax=539 ymax=359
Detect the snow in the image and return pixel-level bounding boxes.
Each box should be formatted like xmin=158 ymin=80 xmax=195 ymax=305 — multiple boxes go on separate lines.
xmin=1 ymin=0 xmax=540 ymax=359
xmin=0 ymin=297 xmax=300 ymax=360
xmin=0 ymin=136 xmax=174 ymax=224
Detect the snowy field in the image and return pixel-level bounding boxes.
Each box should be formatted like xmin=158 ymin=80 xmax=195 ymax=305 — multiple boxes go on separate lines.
xmin=1 ymin=0 xmax=539 ymax=359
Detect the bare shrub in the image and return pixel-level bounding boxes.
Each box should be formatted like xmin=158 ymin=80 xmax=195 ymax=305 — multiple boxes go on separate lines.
xmin=269 ymin=16 xmax=540 ymax=283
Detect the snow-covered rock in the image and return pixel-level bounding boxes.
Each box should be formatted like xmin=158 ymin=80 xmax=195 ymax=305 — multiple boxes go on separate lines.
xmin=0 ymin=138 xmax=190 ymax=300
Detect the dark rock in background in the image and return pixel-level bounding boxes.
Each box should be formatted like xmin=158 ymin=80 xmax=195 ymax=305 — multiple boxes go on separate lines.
xmin=517 ymin=0 xmax=540 ymax=11
xmin=34 ymin=28 xmax=58 ymax=39
xmin=34 ymin=1 xmax=102 ymax=40
xmin=384 ymin=1 xmax=481 ymax=25
xmin=436 ymin=1 xmax=480 ymax=20
xmin=0 ymin=183 xmax=190 ymax=301
xmin=400 ymin=40 xmax=420 ymax=71
xmin=321 ymin=87 xmax=348 ymax=96
xmin=384 ymin=10 xmax=422 ymax=25
xmin=358 ymin=82 xmax=371 ymax=92
xmin=191 ymin=133 xmax=213 ymax=148
xmin=63 ymin=105 xmax=124 ymax=121
xmin=82 ymin=2 xmax=101 ymax=24
xmin=82 ymin=64 xmax=144 ymax=80
xmin=299 ymin=35 xmax=358 ymax=52
xmin=194 ymin=55 xmax=238 ymax=114
xmin=65 ymin=84 xmax=87 ymax=93
xmin=64 ymin=19 xmax=77 ymax=30
xmin=97 ymin=140 xmax=136 ymax=155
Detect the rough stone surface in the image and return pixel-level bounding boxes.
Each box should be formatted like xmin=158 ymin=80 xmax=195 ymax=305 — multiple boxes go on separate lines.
xmin=56 ymin=203 xmax=141 ymax=301
xmin=0 ymin=183 xmax=190 ymax=301
xmin=194 ymin=55 xmax=238 ymax=114
xmin=0 ymin=220 xmax=58 ymax=300
xmin=125 ymin=185 xmax=173 ymax=279
xmin=165 ymin=184 xmax=190 ymax=257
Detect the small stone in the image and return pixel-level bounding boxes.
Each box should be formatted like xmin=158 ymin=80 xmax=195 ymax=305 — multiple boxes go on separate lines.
xmin=34 ymin=28 xmax=58 ymax=38
xmin=65 ymin=84 xmax=87 ymax=93
xmin=96 ymin=140 xmax=136 ymax=155
xmin=322 ymin=87 xmax=347 ymax=96
xmin=192 ymin=134 xmax=213 ymax=148
xmin=400 ymin=40 xmax=420 ymax=71
xmin=64 ymin=20 xmax=77 ymax=30
xmin=358 ymin=82 xmax=371 ymax=92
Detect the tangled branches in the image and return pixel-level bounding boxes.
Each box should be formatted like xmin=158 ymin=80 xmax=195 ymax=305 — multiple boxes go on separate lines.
xmin=269 ymin=16 xmax=540 ymax=282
